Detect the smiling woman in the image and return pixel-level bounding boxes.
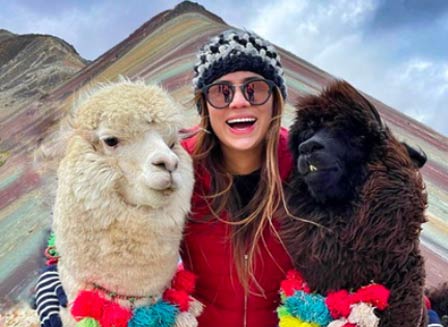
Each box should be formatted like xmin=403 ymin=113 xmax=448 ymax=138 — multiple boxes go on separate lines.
xmin=181 ymin=29 xmax=293 ymax=327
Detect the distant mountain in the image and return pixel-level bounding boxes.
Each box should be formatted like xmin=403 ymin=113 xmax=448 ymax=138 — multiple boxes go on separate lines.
xmin=0 ymin=29 xmax=15 ymax=43
xmin=0 ymin=29 xmax=88 ymax=115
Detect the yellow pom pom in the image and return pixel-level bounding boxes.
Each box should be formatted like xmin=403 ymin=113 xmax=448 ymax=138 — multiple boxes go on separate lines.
xmin=279 ymin=314 xmax=322 ymax=327
xmin=279 ymin=315 xmax=303 ymax=327
xmin=299 ymin=321 xmax=320 ymax=327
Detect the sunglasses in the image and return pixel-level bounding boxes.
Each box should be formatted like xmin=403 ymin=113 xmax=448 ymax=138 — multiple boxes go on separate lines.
xmin=202 ymin=78 xmax=275 ymax=109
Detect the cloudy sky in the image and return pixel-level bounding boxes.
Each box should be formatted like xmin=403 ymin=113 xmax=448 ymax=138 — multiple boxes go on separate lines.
xmin=1 ymin=0 xmax=448 ymax=136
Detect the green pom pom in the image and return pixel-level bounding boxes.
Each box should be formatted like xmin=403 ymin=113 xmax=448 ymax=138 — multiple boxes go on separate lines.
xmin=48 ymin=232 xmax=56 ymax=247
xmin=75 ymin=317 xmax=101 ymax=327
xmin=277 ymin=305 xmax=291 ymax=318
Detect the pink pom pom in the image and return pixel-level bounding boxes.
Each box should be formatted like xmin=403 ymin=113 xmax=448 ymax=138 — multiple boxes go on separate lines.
xmin=71 ymin=290 xmax=106 ymax=321
xmin=172 ymin=269 xmax=197 ymax=293
xmin=342 ymin=323 xmax=357 ymax=327
xmin=424 ymin=295 xmax=431 ymax=309
xmin=163 ymin=288 xmax=191 ymax=311
xmin=286 ymin=270 xmax=305 ymax=284
xmin=352 ymin=284 xmax=390 ymax=310
xmin=99 ymin=301 xmax=132 ymax=327
xmin=280 ymin=279 xmax=301 ymax=296
xmin=281 ymin=269 xmax=310 ymax=295
xmin=325 ymin=290 xmax=352 ymax=319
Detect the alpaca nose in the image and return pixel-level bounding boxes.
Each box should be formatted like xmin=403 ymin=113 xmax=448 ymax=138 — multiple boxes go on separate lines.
xmin=299 ymin=137 xmax=324 ymax=155
xmin=151 ymin=153 xmax=178 ymax=172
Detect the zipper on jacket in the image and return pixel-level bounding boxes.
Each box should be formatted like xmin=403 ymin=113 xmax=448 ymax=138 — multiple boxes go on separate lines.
xmin=243 ymin=253 xmax=248 ymax=327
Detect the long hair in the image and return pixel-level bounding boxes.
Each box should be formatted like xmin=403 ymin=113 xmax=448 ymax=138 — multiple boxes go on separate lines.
xmin=192 ymin=87 xmax=287 ymax=293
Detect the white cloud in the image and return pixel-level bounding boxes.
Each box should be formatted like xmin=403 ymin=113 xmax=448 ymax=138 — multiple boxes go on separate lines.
xmin=245 ymin=0 xmax=448 ymax=136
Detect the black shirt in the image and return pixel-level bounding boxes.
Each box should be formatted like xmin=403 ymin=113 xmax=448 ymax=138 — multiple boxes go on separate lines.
xmin=232 ymin=170 xmax=260 ymax=212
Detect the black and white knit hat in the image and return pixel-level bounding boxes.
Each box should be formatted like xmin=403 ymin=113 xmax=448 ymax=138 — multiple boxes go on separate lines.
xmin=193 ymin=29 xmax=287 ymax=100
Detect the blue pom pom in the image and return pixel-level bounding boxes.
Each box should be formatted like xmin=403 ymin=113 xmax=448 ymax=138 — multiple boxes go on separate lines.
xmin=129 ymin=300 xmax=179 ymax=327
xmin=284 ymin=291 xmax=331 ymax=326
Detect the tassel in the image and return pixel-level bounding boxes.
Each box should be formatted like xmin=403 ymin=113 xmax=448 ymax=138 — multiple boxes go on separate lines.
xmin=279 ymin=315 xmax=319 ymax=327
xmin=325 ymin=290 xmax=352 ymax=319
xmin=352 ymin=284 xmax=389 ymax=310
xmin=163 ymin=289 xmax=191 ymax=311
xmin=174 ymin=312 xmax=198 ymax=327
xmin=71 ymin=290 xmax=105 ymax=321
xmin=129 ymin=300 xmax=178 ymax=327
xmin=348 ymin=302 xmax=380 ymax=327
xmin=75 ymin=317 xmax=101 ymax=327
xmin=277 ymin=305 xmax=291 ymax=318
xmin=327 ymin=319 xmax=351 ymax=327
xmin=100 ymin=300 xmax=132 ymax=327
xmin=172 ymin=270 xmax=197 ymax=293
xmin=284 ymin=291 xmax=331 ymax=326
xmin=187 ymin=297 xmax=204 ymax=317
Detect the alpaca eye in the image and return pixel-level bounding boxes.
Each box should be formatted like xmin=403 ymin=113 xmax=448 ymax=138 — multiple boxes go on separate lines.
xmin=103 ymin=137 xmax=119 ymax=147
xmin=169 ymin=142 xmax=176 ymax=149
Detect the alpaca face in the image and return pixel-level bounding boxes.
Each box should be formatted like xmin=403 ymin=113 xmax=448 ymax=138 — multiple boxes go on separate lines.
xmin=97 ymin=123 xmax=187 ymax=208
xmin=288 ymin=81 xmax=426 ymax=205
xmin=292 ymin=120 xmax=425 ymax=205
xmin=70 ymin=81 xmax=191 ymax=210
xmin=295 ymin=127 xmax=367 ymax=203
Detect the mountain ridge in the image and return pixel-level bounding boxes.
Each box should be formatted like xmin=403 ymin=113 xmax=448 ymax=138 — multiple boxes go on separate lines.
xmin=0 ymin=30 xmax=88 ymax=124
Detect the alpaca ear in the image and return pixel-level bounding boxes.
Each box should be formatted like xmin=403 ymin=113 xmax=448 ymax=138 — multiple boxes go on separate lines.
xmin=401 ymin=142 xmax=427 ymax=168
xmin=327 ymin=80 xmax=385 ymax=133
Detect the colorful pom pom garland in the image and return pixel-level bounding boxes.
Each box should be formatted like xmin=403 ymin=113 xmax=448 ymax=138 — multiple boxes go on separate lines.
xmin=44 ymin=234 xmax=201 ymax=327
xmin=70 ymin=266 xmax=199 ymax=327
xmin=44 ymin=232 xmax=60 ymax=265
xmin=278 ymin=270 xmax=390 ymax=327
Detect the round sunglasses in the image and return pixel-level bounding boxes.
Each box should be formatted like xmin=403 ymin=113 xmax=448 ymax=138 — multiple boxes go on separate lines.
xmin=202 ymin=78 xmax=275 ymax=109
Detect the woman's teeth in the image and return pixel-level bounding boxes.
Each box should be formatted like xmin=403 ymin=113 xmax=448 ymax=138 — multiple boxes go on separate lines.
xmin=226 ymin=117 xmax=256 ymax=128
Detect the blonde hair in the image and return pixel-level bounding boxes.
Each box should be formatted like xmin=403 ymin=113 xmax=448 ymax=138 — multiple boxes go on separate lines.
xmin=192 ymin=87 xmax=287 ymax=294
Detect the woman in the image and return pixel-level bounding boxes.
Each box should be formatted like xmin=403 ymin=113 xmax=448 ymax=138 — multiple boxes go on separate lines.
xmin=35 ymin=29 xmax=293 ymax=327
xmin=180 ymin=29 xmax=293 ymax=326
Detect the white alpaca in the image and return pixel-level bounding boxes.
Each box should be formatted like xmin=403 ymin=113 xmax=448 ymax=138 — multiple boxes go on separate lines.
xmin=52 ymin=80 xmax=197 ymax=326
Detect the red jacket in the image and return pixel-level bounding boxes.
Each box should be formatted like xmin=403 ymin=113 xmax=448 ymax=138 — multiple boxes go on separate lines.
xmin=181 ymin=128 xmax=293 ymax=327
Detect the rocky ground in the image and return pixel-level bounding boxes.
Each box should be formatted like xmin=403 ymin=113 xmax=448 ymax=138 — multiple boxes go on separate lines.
xmin=0 ymin=304 xmax=39 ymax=327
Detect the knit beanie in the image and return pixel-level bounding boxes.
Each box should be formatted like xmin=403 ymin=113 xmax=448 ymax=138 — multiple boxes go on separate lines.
xmin=192 ymin=29 xmax=287 ymax=103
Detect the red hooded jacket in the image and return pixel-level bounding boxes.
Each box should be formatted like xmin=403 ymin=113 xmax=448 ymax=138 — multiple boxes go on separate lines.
xmin=180 ymin=128 xmax=293 ymax=327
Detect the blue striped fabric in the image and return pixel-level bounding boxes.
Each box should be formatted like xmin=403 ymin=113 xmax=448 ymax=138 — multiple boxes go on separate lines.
xmin=33 ymin=265 xmax=66 ymax=327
